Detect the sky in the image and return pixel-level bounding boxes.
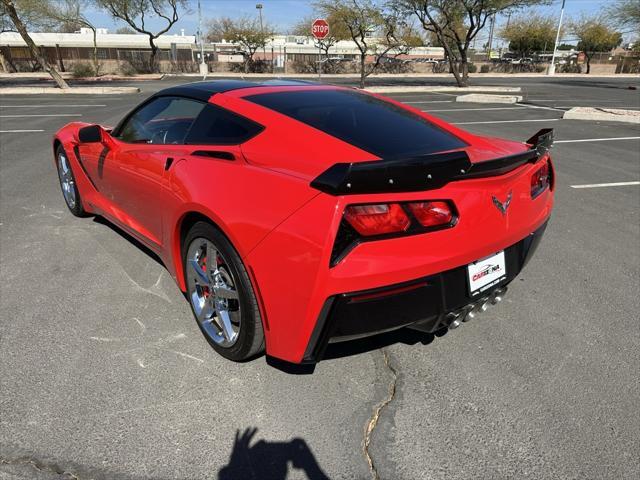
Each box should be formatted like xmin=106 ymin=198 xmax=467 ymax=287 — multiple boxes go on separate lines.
xmin=84 ymin=0 xmax=615 ymax=43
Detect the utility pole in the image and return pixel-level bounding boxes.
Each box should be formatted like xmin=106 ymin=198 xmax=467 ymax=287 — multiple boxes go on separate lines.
xmin=256 ymin=4 xmax=266 ymax=64
xmin=486 ymin=13 xmax=496 ymax=61
xmin=198 ymin=0 xmax=208 ymax=77
xmin=548 ymin=0 xmax=566 ymax=75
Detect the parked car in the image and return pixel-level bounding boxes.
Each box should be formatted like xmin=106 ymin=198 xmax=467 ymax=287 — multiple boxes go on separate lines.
xmin=53 ymin=80 xmax=555 ymax=364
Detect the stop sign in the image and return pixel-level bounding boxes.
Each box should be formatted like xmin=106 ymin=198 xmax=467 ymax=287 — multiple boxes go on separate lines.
xmin=312 ymin=19 xmax=330 ymax=40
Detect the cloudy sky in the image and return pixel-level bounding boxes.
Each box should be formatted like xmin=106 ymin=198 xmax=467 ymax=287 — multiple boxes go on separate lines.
xmin=82 ymin=0 xmax=612 ymax=42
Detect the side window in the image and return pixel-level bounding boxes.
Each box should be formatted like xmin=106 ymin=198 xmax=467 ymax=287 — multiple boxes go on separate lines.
xmin=117 ymin=96 xmax=205 ymax=145
xmin=185 ymin=104 xmax=263 ymax=145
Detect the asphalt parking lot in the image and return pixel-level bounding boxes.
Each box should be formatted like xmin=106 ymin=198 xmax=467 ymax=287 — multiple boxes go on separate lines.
xmin=1 ymin=76 xmax=639 ymax=480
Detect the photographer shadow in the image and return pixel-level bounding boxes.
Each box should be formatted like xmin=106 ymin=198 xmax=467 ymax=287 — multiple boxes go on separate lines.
xmin=218 ymin=428 xmax=330 ymax=480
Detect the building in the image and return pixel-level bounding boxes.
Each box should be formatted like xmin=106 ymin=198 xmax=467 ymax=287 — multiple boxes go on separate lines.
xmin=0 ymin=29 xmax=444 ymax=74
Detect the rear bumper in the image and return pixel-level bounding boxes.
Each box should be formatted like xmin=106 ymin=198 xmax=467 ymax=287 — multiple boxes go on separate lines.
xmin=302 ymin=220 xmax=548 ymax=363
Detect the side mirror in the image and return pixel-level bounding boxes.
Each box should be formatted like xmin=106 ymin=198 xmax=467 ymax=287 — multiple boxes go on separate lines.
xmin=78 ymin=124 xmax=103 ymax=143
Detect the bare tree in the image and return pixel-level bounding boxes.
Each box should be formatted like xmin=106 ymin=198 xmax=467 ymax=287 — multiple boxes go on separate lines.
xmin=0 ymin=0 xmax=69 ymax=87
xmin=315 ymin=0 xmax=420 ymax=88
xmin=610 ymin=0 xmax=640 ymax=33
xmin=206 ymin=16 xmax=275 ymax=73
xmin=396 ymin=0 xmax=549 ymax=87
xmin=41 ymin=0 xmax=102 ymax=75
xmin=97 ymin=0 xmax=186 ymax=72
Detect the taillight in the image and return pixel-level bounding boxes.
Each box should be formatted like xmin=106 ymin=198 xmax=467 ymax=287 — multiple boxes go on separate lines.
xmin=332 ymin=200 xmax=457 ymax=266
xmin=344 ymin=203 xmax=410 ymax=236
xmin=531 ymin=158 xmax=550 ymax=198
xmin=407 ymin=201 xmax=453 ymax=228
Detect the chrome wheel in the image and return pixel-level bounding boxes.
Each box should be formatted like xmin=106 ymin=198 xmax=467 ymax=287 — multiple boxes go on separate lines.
xmin=186 ymin=237 xmax=241 ymax=347
xmin=57 ymin=151 xmax=76 ymax=209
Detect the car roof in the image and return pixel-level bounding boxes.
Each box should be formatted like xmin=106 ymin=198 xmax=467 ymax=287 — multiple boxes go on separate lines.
xmin=152 ymin=79 xmax=321 ymax=102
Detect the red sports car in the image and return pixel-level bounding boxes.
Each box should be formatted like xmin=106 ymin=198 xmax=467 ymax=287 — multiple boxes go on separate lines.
xmin=53 ymin=80 xmax=554 ymax=364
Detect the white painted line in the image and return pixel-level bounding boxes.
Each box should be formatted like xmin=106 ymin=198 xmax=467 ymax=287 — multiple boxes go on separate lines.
xmin=454 ymin=118 xmax=560 ymax=125
xmin=570 ymin=181 xmax=640 ymax=189
xmin=555 ymin=137 xmax=640 ymax=144
xmin=0 ymin=114 xmax=82 ymax=118
xmin=0 ymin=129 xmax=45 ymax=133
xmin=405 ymin=100 xmax=453 ymax=104
xmin=0 ymin=104 xmax=106 ymax=108
xmin=558 ymin=106 xmax=640 ymax=110
xmin=516 ymin=103 xmax=565 ymax=112
xmin=423 ymin=107 xmax=527 ymax=113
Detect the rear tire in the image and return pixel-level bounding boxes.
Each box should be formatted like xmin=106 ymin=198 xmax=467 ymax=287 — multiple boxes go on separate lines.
xmin=55 ymin=145 xmax=87 ymax=217
xmin=183 ymin=221 xmax=265 ymax=361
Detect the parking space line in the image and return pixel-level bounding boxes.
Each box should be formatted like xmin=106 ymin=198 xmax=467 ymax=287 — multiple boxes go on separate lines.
xmin=0 ymin=104 xmax=106 ymax=108
xmin=454 ymin=118 xmax=560 ymax=125
xmin=405 ymin=100 xmax=453 ymax=104
xmin=0 ymin=129 xmax=45 ymax=133
xmin=516 ymin=103 xmax=566 ymax=112
xmin=570 ymin=181 xmax=640 ymax=189
xmin=555 ymin=137 xmax=640 ymax=144
xmin=422 ymin=107 xmax=527 ymax=112
xmin=0 ymin=114 xmax=82 ymax=118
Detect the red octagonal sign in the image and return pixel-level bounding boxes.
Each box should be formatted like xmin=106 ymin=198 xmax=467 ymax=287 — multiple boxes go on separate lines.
xmin=312 ymin=19 xmax=330 ymax=40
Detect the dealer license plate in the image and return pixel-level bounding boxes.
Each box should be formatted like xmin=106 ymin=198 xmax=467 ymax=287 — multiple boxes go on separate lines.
xmin=467 ymin=251 xmax=507 ymax=296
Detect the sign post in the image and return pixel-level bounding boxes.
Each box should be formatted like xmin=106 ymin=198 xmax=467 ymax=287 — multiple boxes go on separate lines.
xmin=312 ymin=18 xmax=330 ymax=81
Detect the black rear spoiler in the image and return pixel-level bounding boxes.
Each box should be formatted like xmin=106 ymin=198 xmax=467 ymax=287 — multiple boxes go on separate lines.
xmin=310 ymin=128 xmax=553 ymax=195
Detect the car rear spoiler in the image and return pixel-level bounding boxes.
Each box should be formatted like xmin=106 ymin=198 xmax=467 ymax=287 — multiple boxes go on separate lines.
xmin=310 ymin=128 xmax=553 ymax=195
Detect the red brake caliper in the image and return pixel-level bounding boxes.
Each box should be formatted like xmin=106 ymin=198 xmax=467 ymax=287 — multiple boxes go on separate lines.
xmin=202 ymin=256 xmax=210 ymax=298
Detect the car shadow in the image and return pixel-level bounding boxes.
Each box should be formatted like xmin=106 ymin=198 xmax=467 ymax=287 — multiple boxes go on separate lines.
xmin=92 ymin=216 xmax=165 ymax=268
xmin=267 ymin=327 xmax=447 ymax=375
xmin=217 ymin=428 xmax=330 ymax=480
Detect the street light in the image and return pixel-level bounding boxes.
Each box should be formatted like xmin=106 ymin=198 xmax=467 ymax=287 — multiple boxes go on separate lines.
xmin=548 ymin=0 xmax=566 ymax=75
xmin=256 ymin=3 xmax=266 ymax=64
xmin=198 ymin=0 xmax=208 ymax=77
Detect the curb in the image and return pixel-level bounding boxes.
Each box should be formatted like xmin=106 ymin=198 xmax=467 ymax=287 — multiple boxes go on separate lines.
xmin=0 ymin=86 xmax=140 ymax=95
xmin=456 ymin=93 xmax=523 ymax=104
xmin=365 ymin=85 xmax=522 ymax=94
xmin=562 ymin=107 xmax=640 ymax=124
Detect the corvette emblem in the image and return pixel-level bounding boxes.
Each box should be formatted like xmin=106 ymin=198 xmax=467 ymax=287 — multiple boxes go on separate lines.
xmin=492 ymin=191 xmax=512 ymax=216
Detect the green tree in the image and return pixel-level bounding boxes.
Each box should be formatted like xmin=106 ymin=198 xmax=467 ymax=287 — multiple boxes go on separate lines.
xmin=395 ymin=0 xmax=550 ymax=87
xmin=206 ymin=16 xmax=275 ymax=73
xmin=501 ymin=13 xmax=557 ymax=57
xmin=0 ymin=0 xmax=69 ymax=87
xmin=40 ymin=0 xmax=102 ymax=76
xmin=571 ymin=16 xmax=622 ymax=74
xmin=97 ymin=0 xmax=186 ymax=72
xmin=315 ymin=0 xmax=421 ymax=88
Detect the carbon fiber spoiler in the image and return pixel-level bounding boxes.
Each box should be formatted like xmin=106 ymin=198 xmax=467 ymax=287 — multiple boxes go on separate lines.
xmin=310 ymin=128 xmax=554 ymax=195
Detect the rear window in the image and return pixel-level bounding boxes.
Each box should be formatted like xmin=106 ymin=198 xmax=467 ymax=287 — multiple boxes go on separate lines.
xmin=244 ymin=89 xmax=466 ymax=158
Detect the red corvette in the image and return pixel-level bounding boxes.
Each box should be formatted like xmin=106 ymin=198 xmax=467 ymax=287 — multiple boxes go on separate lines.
xmin=53 ymin=80 xmax=554 ymax=364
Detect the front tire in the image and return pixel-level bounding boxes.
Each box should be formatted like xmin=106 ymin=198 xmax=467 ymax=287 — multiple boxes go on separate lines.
xmin=183 ymin=221 xmax=265 ymax=361
xmin=55 ymin=145 xmax=86 ymax=217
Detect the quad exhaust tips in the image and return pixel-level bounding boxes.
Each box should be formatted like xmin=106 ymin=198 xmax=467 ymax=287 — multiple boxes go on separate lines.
xmin=447 ymin=287 xmax=508 ymax=330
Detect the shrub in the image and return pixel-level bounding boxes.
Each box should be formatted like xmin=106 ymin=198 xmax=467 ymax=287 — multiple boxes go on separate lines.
xmin=118 ymin=61 xmax=138 ymax=76
xmin=467 ymin=63 xmax=477 ymax=73
xmin=560 ymin=63 xmax=582 ymax=73
xmin=480 ymin=64 xmax=491 ymax=73
xmin=71 ymin=62 xmax=95 ymax=78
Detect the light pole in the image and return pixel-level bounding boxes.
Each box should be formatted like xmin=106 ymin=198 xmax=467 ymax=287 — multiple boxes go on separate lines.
xmin=548 ymin=0 xmax=566 ymax=75
xmin=256 ymin=4 xmax=266 ymax=64
xmin=198 ymin=0 xmax=208 ymax=77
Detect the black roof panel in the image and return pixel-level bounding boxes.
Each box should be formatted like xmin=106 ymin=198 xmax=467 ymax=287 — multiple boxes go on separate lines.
xmin=152 ymin=79 xmax=321 ymax=102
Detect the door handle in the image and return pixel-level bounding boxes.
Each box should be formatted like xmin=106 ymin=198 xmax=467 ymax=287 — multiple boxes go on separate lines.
xmin=164 ymin=157 xmax=174 ymax=170
xmin=191 ymin=150 xmax=235 ymax=161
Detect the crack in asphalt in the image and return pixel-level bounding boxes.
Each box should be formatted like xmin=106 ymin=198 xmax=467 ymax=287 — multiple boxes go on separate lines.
xmin=0 ymin=456 xmax=80 ymax=479
xmin=363 ymin=348 xmax=398 ymax=480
